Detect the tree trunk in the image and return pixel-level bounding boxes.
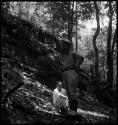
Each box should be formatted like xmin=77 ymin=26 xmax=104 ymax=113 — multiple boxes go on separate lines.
xmin=67 ymin=2 xmax=74 ymax=44
xmin=92 ymin=1 xmax=100 ymax=84
xmin=68 ymin=2 xmax=70 ymax=41
xmin=76 ymin=2 xmax=78 ymax=52
xmin=111 ymin=26 xmax=117 ymax=55
xmin=52 ymin=15 xmax=55 ymax=35
xmin=107 ymin=1 xmax=114 ymax=88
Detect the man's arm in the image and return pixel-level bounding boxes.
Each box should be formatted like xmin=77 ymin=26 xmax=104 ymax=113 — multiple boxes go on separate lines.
xmin=59 ymin=93 xmax=68 ymax=99
xmin=53 ymin=88 xmax=68 ymax=100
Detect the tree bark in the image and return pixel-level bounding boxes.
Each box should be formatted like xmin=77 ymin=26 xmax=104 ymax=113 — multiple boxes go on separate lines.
xmin=107 ymin=1 xmax=114 ymax=88
xmin=92 ymin=1 xmax=100 ymax=84
xmin=67 ymin=2 xmax=74 ymax=44
xmin=76 ymin=2 xmax=78 ymax=52
xmin=111 ymin=26 xmax=117 ymax=55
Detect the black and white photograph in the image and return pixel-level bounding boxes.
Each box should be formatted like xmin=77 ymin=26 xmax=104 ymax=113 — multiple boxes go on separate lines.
xmin=1 ymin=1 xmax=117 ymax=124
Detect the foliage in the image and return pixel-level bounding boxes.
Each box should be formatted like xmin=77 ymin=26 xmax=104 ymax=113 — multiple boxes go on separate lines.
xmin=45 ymin=1 xmax=95 ymax=40
xmin=1 ymin=6 xmax=62 ymax=89
xmin=1 ymin=2 xmax=117 ymax=124
xmin=77 ymin=2 xmax=95 ymax=21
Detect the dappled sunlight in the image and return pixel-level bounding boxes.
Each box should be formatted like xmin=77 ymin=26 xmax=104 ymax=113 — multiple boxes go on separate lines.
xmin=1 ymin=1 xmax=117 ymax=124
xmin=77 ymin=108 xmax=109 ymax=118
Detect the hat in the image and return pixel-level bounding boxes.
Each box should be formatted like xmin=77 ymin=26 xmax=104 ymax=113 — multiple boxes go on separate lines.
xmin=56 ymin=38 xmax=72 ymax=54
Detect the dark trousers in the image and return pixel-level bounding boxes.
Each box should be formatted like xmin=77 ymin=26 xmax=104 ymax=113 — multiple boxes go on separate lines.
xmin=69 ymin=99 xmax=78 ymax=112
xmin=60 ymin=107 xmax=67 ymax=114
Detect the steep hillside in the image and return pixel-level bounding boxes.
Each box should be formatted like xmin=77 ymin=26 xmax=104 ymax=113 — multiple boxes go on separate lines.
xmin=1 ymin=9 xmax=64 ymax=124
xmin=1 ymin=7 xmax=62 ymax=89
xmin=1 ymin=8 xmax=117 ymax=124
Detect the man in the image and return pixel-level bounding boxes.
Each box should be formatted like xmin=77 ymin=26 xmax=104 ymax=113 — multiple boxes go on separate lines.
xmin=59 ymin=39 xmax=84 ymax=114
xmin=53 ymin=80 xmax=69 ymax=114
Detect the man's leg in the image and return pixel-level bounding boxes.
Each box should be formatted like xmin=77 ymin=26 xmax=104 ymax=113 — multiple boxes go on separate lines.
xmin=60 ymin=107 xmax=68 ymax=114
xmin=69 ymin=99 xmax=78 ymax=112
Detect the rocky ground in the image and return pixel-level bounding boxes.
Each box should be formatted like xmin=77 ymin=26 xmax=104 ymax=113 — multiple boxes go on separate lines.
xmin=1 ymin=57 xmax=117 ymax=124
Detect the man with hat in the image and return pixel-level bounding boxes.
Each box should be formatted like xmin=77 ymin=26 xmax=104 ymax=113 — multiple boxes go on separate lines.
xmin=58 ymin=39 xmax=84 ymax=114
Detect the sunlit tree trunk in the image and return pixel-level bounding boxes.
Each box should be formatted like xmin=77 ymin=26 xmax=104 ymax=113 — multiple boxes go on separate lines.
xmin=111 ymin=26 xmax=117 ymax=86
xmin=76 ymin=2 xmax=78 ymax=52
xmin=92 ymin=1 xmax=100 ymax=84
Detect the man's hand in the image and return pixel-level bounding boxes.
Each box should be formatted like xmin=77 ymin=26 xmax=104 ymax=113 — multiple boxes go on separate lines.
xmin=59 ymin=93 xmax=68 ymax=99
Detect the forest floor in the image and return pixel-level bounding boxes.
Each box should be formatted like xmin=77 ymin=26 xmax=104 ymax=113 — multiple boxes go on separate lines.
xmin=1 ymin=57 xmax=117 ymax=124
xmin=1 ymin=10 xmax=117 ymax=124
